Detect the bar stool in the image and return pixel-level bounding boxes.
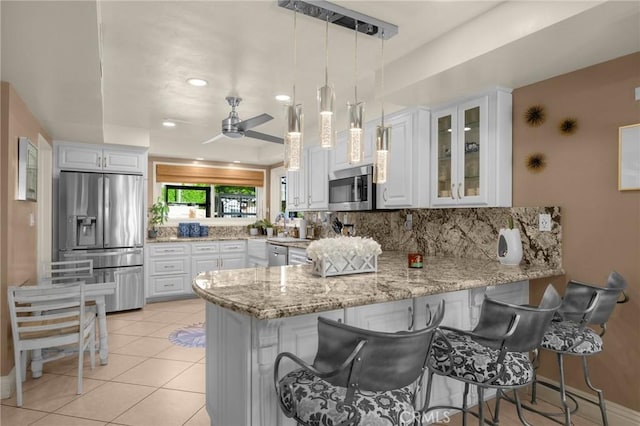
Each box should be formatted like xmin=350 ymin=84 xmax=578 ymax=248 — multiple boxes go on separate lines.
xmin=424 ymin=284 xmax=562 ymax=425
xmin=531 ymin=271 xmax=629 ymax=425
xmin=273 ymin=301 xmax=445 ymax=426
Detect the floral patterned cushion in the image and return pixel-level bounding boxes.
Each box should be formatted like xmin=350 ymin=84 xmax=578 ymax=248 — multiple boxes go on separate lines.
xmin=541 ymin=320 xmax=603 ymax=354
xmin=278 ymin=369 xmax=418 ymax=426
xmin=428 ymin=330 xmax=533 ymax=387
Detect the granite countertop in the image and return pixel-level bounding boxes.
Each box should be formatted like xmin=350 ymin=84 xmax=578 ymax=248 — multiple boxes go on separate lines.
xmin=146 ymin=237 xmax=312 ymax=247
xmin=192 ymin=252 xmax=564 ymax=320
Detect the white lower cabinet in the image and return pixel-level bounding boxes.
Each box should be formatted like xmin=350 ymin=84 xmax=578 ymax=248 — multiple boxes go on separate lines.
xmin=344 ymin=299 xmax=414 ymax=332
xmin=146 ymin=243 xmax=191 ymax=299
xmin=247 ymin=239 xmax=268 ymax=267
xmin=146 ymin=240 xmax=247 ymax=301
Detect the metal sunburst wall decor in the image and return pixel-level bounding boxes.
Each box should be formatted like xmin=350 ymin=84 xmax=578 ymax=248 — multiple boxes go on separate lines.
xmin=526 ymin=153 xmax=547 ymax=173
xmin=559 ymin=118 xmax=578 ymax=135
xmin=524 ymin=105 xmax=546 ymax=127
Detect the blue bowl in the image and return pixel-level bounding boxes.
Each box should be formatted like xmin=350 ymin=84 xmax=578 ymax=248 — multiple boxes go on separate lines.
xmin=178 ymin=223 xmax=190 ymax=238
xmin=189 ymin=223 xmax=201 ymax=238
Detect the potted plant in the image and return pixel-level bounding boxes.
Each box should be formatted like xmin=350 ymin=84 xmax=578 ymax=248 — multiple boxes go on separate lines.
xmin=247 ymin=221 xmax=260 ymax=236
xmin=148 ymin=197 xmax=169 ymax=238
xmin=261 ymin=218 xmax=274 ymax=237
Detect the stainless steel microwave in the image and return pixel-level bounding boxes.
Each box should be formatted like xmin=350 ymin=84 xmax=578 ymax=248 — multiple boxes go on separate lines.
xmin=328 ymin=165 xmax=376 ymax=211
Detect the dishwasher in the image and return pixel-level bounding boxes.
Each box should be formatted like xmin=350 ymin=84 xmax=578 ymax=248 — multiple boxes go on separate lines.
xmin=268 ymin=244 xmax=288 ymax=266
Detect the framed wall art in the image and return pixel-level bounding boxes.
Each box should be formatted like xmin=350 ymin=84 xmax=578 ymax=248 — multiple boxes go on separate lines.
xmin=619 ymin=124 xmax=640 ymax=191
xmin=17 ymin=137 xmax=38 ymax=201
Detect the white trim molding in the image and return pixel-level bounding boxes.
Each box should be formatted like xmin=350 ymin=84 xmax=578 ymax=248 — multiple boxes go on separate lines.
xmin=534 ymin=375 xmax=640 ymax=426
xmin=0 ymin=367 xmax=16 ymax=400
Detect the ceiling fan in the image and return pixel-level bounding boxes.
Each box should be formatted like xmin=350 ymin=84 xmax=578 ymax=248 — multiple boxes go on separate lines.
xmin=202 ymin=96 xmax=284 ymax=145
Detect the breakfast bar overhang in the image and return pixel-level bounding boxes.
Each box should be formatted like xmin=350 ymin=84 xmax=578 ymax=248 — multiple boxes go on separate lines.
xmin=192 ymin=252 xmax=563 ymax=426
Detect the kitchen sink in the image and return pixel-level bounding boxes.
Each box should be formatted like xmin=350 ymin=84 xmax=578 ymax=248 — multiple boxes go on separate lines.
xmin=267 ymin=237 xmax=310 ymax=242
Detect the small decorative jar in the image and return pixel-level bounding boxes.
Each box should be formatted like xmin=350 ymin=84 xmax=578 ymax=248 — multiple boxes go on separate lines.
xmin=408 ymin=253 xmax=424 ymax=268
xmin=189 ymin=223 xmax=201 ymax=238
xmin=178 ymin=223 xmax=190 ymax=238
xmin=199 ymin=226 xmax=209 ymax=237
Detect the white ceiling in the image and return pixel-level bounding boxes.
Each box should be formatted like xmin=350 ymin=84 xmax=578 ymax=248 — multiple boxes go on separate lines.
xmin=2 ymin=1 xmax=639 ymax=166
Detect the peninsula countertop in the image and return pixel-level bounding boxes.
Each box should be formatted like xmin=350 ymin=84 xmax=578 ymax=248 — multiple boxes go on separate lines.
xmin=192 ymin=252 xmax=564 ymax=320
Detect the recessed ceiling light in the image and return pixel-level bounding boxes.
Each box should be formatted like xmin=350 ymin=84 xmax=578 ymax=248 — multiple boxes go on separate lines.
xmin=162 ymin=120 xmax=176 ymax=127
xmin=195 ymin=157 xmax=205 ymax=161
xmin=233 ymin=160 xmax=241 ymax=163
xmin=187 ymin=78 xmax=208 ymax=87
xmin=275 ymin=94 xmax=291 ymax=102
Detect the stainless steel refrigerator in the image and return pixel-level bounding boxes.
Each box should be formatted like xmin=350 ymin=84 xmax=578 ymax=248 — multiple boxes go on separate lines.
xmin=57 ymin=171 xmax=144 ymax=312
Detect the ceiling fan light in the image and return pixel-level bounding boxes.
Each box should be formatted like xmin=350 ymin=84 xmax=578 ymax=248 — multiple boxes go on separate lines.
xmin=318 ymin=85 xmax=335 ymax=149
xmin=284 ymin=104 xmax=304 ymax=171
xmin=347 ymin=101 xmax=365 ymax=164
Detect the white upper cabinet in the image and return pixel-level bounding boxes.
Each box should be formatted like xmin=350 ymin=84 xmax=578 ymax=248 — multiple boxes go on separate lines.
xmin=430 ymin=88 xmax=512 ymax=207
xmin=330 ymin=127 xmax=374 ymax=173
xmin=286 ymin=146 xmax=329 ymax=211
xmin=376 ymin=108 xmax=430 ymax=209
xmin=56 ymin=141 xmax=147 ymax=175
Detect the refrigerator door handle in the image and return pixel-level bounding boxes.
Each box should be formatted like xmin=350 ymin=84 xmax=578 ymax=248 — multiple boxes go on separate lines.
xmin=61 ymin=249 xmax=143 ymax=258
xmin=104 ymin=176 xmax=110 ymax=247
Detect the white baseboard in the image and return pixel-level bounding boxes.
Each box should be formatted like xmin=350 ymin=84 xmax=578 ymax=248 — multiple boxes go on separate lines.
xmin=0 ymin=368 xmax=15 ymax=399
xmin=534 ymin=375 xmax=640 ymax=426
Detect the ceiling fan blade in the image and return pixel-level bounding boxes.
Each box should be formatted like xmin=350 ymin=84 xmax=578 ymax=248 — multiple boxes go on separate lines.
xmin=236 ymin=113 xmax=273 ymax=132
xmin=202 ymin=133 xmax=227 ymax=144
xmin=244 ymin=130 xmax=284 ymax=144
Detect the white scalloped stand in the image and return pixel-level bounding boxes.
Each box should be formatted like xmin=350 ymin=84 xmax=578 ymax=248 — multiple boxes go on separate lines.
xmin=311 ymin=255 xmax=378 ymax=277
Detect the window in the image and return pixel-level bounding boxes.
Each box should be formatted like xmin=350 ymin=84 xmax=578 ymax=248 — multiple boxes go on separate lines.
xmin=161 ymin=183 xmax=257 ymax=219
xmin=154 ymin=163 xmax=265 ymax=221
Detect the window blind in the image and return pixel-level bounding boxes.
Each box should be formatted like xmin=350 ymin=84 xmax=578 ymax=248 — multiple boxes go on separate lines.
xmin=155 ymin=164 xmax=264 ymax=187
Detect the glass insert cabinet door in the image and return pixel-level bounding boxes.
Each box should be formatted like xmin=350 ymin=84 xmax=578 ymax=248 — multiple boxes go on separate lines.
xmin=435 ymin=107 xmax=457 ymax=201
xmin=462 ymin=105 xmax=481 ymax=198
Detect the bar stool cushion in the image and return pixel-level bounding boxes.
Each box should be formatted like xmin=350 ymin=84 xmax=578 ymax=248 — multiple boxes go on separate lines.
xmin=540 ymin=320 xmax=603 ymax=354
xmin=429 ymin=330 xmax=534 ymax=387
xmin=278 ymin=369 xmax=417 ymax=426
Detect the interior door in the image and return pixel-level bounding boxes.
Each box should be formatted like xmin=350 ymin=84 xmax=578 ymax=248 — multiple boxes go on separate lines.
xmin=104 ymin=174 xmax=144 ymax=248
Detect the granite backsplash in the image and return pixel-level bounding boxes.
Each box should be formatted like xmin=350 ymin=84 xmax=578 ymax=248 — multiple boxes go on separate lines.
xmin=304 ymin=207 xmax=562 ymax=268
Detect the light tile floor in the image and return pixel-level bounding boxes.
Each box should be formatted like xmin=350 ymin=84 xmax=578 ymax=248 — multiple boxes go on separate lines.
xmin=1 ymin=298 xmax=208 ymax=426
xmin=1 ymin=297 xmax=599 ymax=426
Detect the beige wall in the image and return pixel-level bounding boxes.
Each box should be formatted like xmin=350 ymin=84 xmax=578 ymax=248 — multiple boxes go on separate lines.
xmin=513 ymin=52 xmax=640 ymax=411
xmin=0 ymin=82 xmax=51 ymax=376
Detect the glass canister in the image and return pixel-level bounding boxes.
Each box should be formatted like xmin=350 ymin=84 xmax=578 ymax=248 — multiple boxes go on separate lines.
xmin=407 ymin=253 xmax=424 ymax=268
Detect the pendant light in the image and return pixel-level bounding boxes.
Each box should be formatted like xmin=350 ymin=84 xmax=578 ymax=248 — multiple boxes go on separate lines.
xmin=347 ymin=21 xmax=364 ymax=164
xmin=374 ymin=30 xmax=390 ymax=184
xmin=284 ymin=5 xmax=303 ymax=171
xmin=318 ymin=15 xmax=335 ymax=149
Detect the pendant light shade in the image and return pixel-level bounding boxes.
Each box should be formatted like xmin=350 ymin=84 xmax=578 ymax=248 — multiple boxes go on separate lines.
xmin=347 ymin=21 xmax=364 ymax=165
xmin=347 ymin=101 xmax=365 ymax=164
xmin=374 ymin=125 xmax=390 ymax=183
xmin=373 ymin=30 xmax=390 ymax=184
xmin=318 ymin=16 xmax=335 ymax=149
xmin=284 ymin=104 xmax=303 ymax=171
xmin=285 ymin=6 xmax=303 ymax=171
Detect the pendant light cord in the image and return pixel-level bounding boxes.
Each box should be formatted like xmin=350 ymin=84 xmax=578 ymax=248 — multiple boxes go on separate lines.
xmin=324 ymin=15 xmax=329 ymax=86
xmin=381 ymin=30 xmax=385 ymax=127
xmin=354 ymin=21 xmax=359 ymax=103
xmin=293 ymin=6 xmax=298 ymax=104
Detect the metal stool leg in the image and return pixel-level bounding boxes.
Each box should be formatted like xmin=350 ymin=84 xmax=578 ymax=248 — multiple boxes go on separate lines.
xmin=477 ymin=386 xmax=485 ymax=425
xmin=513 ymin=389 xmax=534 ymax=426
xmin=462 ymin=382 xmax=470 ymax=426
xmin=557 ymin=353 xmax=571 ymax=425
xmin=493 ymin=388 xmax=502 ymax=424
xmin=582 ymin=355 xmax=608 ymax=426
